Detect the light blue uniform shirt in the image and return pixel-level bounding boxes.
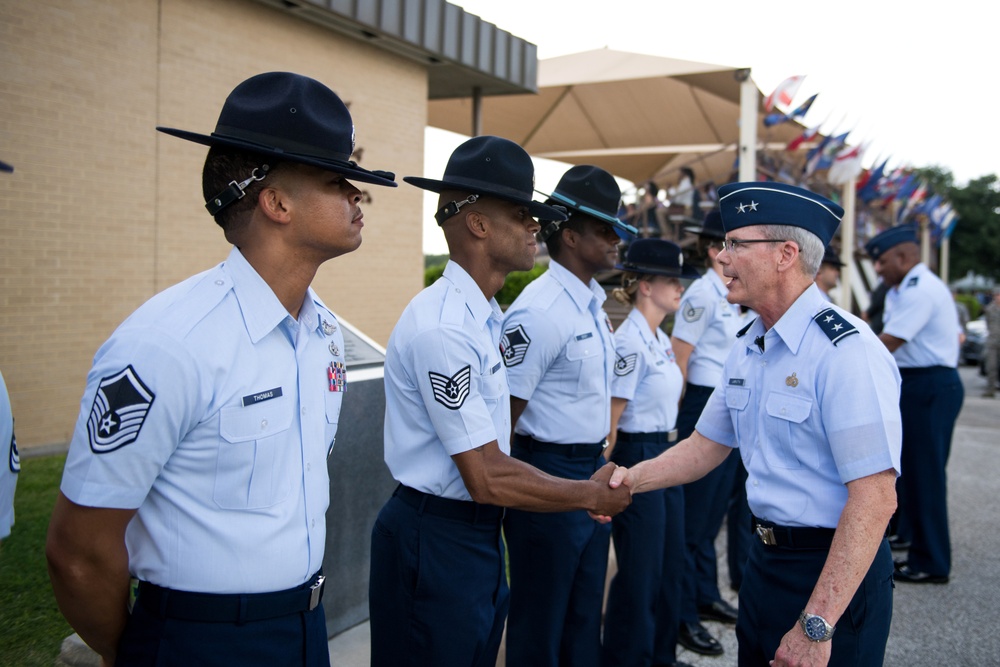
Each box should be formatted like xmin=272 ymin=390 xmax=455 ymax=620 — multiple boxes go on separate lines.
xmin=611 ymin=308 xmax=683 ymax=434
xmin=883 ymin=263 xmax=960 ymax=368
xmin=502 ymin=260 xmax=615 ymax=444
xmin=671 ymin=270 xmax=748 ymax=388
xmin=61 ymin=247 xmax=339 ymax=593
xmin=0 ymin=370 xmax=18 ymax=539
xmin=383 ymin=261 xmax=509 ymax=501
xmin=696 ymin=284 xmax=902 ymax=528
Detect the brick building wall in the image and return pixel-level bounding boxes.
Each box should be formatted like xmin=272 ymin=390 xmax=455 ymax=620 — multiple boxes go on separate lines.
xmin=0 ymin=0 xmax=427 ymax=450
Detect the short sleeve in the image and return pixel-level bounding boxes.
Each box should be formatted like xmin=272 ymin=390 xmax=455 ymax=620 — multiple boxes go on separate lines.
xmin=882 ymin=285 xmax=933 ymax=343
xmin=672 ymin=289 xmax=714 ymax=346
xmin=610 ymin=329 xmax=646 ymax=402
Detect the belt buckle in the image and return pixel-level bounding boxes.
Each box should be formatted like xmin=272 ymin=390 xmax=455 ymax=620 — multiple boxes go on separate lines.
xmin=755 ymin=524 xmax=777 ymax=546
xmin=308 ymin=575 xmax=326 ymax=611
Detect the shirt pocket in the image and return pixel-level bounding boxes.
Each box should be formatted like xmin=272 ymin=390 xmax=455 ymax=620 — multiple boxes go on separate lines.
xmin=325 ymin=391 xmax=342 ymax=458
xmin=215 ymin=397 xmax=294 ymax=510
xmin=725 ymin=385 xmax=751 ymax=447
xmin=763 ymin=392 xmax=812 ymax=469
xmin=566 ymin=334 xmax=603 ymax=394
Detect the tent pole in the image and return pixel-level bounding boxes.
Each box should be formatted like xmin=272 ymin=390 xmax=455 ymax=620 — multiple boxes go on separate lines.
xmin=737 ymin=69 xmax=757 ymax=181
xmin=941 ymin=237 xmax=950 ymax=284
xmin=840 ymin=179 xmax=856 ymax=312
xmin=472 ymin=86 xmax=483 ymax=137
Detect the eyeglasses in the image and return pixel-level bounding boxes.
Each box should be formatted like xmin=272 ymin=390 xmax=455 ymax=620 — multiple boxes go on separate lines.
xmin=722 ymin=238 xmax=786 ymax=253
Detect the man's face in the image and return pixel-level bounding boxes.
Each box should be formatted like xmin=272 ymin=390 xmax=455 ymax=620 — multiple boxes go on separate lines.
xmin=567 ymin=217 xmax=622 ymax=274
xmin=480 ymin=198 xmax=542 ymax=273
xmin=872 ymin=246 xmax=907 ymax=287
xmin=717 ymin=225 xmax=784 ymax=310
xmin=279 ymin=165 xmax=365 ymax=261
xmin=816 ymin=263 xmax=840 ymax=293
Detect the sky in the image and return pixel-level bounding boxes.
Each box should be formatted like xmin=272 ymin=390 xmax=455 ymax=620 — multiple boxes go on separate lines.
xmin=421 ymin=0 xmax=997 ymax=254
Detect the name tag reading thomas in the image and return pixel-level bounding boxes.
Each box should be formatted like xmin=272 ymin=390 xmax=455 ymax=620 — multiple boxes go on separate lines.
xmin=242 ymin=387 xmax=283 ymax=406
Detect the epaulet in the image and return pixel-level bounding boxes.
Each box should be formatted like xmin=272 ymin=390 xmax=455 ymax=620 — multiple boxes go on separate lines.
xmin=812 ymin=307 xmax=859 ymax=346
xmin=906 ymin=275 xmax=919 ymax=287
xmin=736 ymin=318 xmax=756 ymax=338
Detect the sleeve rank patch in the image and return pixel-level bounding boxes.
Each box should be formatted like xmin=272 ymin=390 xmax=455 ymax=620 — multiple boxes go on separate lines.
xmin=682 ymin=303 xmax=705 ymax=323
xmin=614 ymin=353 xmax=638 ymax=376
xmin=8 ymin=429 xmax=19 ymax=474
xmin=813 ymin=308 xmax=859 ymax=346
xmin=428 ymin=365 xmax=472 ymax=410
xmin=501 ymin=324 xmax=531 ymax=367
xmin=87 ymin=365 xmax=155 ymax=454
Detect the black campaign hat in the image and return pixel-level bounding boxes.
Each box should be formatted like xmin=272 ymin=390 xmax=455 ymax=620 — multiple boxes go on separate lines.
xmin=404 ymin=135 xmax=566 ymax=224
xmin=822 ymin=245 xmax=845 ymax=267
xmin=617 ymin=238 xmax=700 ymax=279
xmin=157 ymin=72 xmax=396 ymax=188
xmin=718 ymin=181 xmax=843 ymax=247
xmin=541 ymin=165 xmax=637 ymax=240
xmin=0 ymin=159 xmax=12 ymax=173
xmin=683 ymin=208 xmax=725 ymax=240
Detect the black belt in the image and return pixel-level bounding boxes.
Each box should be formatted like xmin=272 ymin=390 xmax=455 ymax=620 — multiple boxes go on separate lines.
xmin=898 ymin=365 xmax=954 ymax=376
xmin=513 ymin=433 xmax=607 ymax=458
xmin=616 ymin=430 xmax=678 ymax=445
xmin=751 ymin=516 xmax=835 ymax=550
xmin=394 ymin=485 xmax=503 ymax=524
xmin=135 ymin=571 xmax=325 ymax=623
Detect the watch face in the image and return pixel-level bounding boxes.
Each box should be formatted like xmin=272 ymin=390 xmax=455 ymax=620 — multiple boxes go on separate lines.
xmin=804 ymin=615 xmax=828 ymax=640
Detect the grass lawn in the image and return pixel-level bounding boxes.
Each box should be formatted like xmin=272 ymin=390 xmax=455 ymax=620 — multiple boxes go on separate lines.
xmin=0 ymin=454 xmax=73 ymax=666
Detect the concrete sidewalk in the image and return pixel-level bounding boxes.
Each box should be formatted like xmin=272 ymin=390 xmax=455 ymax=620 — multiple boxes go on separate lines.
xmin=329 ymin=364 xmax=1000 ymax=666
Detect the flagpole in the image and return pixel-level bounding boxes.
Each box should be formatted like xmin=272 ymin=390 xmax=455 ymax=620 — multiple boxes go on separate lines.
xmin=941 ymin=236 xmax=951 ymax=284
xmin=840 ymin=178 xmax=856 ymax=312
xmin=920 ymin=215 xmax=931 ymax=267
xmin=737 ymin=69 xmax=757 ymax=181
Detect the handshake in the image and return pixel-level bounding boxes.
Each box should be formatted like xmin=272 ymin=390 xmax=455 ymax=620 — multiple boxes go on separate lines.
xmin=587 ymin=462 xmax=635 ymax=523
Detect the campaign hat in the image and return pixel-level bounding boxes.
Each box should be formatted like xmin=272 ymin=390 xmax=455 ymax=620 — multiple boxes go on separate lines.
xmin=717 ymin=182 xmax=843 ymax=247
xmin=822 ymin=245 xmax=845 ymax=267
xmin=683 ymin=208 xmax=725 ymax=240
xmin=864 ymin=225 xmax=918 ymax=261
xmin=0 ymin=160 xmax=12 ymax=173
xmin=157 ymin=72 xmax=396 ymax=188
xmin=539 ymin=165 xmax=637 ymax=241
xmin=405 ymin=135 xmax=566 ymax=224
xmin=617 ymin=238 xmax=700 ymax=279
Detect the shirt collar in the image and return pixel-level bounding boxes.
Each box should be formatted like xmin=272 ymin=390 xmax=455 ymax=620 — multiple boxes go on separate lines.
xmin=226 ymin=247 xmax=298 ymax=344
xmin=705 ymin=268 xmax=730 ymax=297
xmin=548 ymin=259 xmax=607 ymax=313
xmin=626 ymin=307 xmax=660 ymax=346
xmin=768 ymin=283 xmax=828 ymax=356
xmin=894 ymin=262 xmax=926 ymax=292
xmin=443 ymin=260 xmax=503 ymax=329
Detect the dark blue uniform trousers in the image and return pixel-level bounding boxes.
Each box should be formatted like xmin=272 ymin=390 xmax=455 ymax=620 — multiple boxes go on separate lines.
xmin=677 ymin=383 xmax=750 ymax=622
xmin=117 ymin=588 xmax=329 ymax=666
xmin=602 ymin=434 xmax=684 ymax=667
xmin=368 ymin=492 xmax=508 ymax=667
xmin=505 ymin=445 xmax=611 ymax=667
xmin=897 ymin=366 xmax=964 ymax=576
xmin=737 ymin=537 xmax=894 ymax=666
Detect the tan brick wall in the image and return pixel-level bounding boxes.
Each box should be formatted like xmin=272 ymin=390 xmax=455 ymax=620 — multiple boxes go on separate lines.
xmin=0 ymin=0 xmax=427 ymax=450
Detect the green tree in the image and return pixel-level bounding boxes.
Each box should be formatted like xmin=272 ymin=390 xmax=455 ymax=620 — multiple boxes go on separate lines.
xmin=948 ymin=174 xmax=1000 ymax=281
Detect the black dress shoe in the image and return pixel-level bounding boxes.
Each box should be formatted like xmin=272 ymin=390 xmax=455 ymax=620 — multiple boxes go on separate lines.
xmin=893 ymin=565 xmax=949 ymax=584
xmin=698 ymin=599 xmax=739 ymax=624
xmin=678 ymin=621 xmax=724 ymax=656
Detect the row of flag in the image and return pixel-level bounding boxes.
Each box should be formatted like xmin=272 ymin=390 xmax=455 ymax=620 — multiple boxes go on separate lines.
xmin=761 ymin=75 xmax=959 ymax=242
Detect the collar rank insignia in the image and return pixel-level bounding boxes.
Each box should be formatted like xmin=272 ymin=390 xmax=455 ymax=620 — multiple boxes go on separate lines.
xmin=428 ymin=365 xmax=471 ymax=410
xmin=682 ymin=303 xmax=705 ymax=323
xmin=321 ymin=320 xmax=337 ymax=336
xmin=614 ymin=353 xmax=638 ymax=376
xmin=736 ymin=318 xmax=757 ymax=338
xmin=86 ymin=365 xmax=155 ymax=454
xmin=785 ymin=372 xmax=799 ymax=387
xmin=813 ymin=307 xmax=859 ymax=346
xmin=328 ymin=361 xmax=346 ymax=392
xmin=501 ymin=324 xmax=531 ymax=367
xmin=9 ymin=430 xmax=19 ymax=474
xmin=907 ymin=276 xmax=919 ymax=287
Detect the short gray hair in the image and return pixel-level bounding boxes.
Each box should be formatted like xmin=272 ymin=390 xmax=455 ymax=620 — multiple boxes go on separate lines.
xmin=761 ymin=225 xmax=824 ymax=277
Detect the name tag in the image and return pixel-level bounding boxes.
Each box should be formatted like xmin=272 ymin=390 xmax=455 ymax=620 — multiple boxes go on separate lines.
xmin=728 ymin=378 xmax=745 ymax=386
xmin=491 ymin=362 xmax=502 ymax=374
xmin=242 ymin=387 xmax=283 ymax=406
xmin=575 ymin=332 xmax=593 ymax=341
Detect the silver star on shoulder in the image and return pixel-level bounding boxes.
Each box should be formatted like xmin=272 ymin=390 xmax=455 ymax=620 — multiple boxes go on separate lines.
xmin=832 ymin=323 xmax=843 ymax=331
xmin=736 ymin=202 xmax=747 ymax=213
xmin=824 ymin=315 xmax=835 ymax=323
xmin=748 ymin=200 xmax=759 ymax=211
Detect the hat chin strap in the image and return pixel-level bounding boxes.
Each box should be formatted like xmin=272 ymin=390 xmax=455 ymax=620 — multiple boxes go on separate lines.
xmin=434 ymin=194 xmax=479 ymax=225
xmin=205 ymin=165 xmax=270 ymax=216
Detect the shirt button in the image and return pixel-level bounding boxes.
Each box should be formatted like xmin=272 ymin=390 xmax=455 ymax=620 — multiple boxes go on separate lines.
xmin=306 ymin=463 xmax=311 ymax=472
xmin=753 ymin=480 xmax=759 ymax=487
xmin=301 ymin=407 xmax=307 ymax=415
xmin=215 ymin=279 xmax=224 ymax=286
xmin=261 ymin=419 xmax=268 ymax=429
xmin=311 ymin=519 xmax=315 ymax=528
xmin=781 ymin=408 xmax=787 ymax=415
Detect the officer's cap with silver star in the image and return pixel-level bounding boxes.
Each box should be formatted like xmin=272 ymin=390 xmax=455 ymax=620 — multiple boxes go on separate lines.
xmin=717 ymin=182 xmax=843 ymax=247
xmin=863 ymin=224 xmax=918 ymax=260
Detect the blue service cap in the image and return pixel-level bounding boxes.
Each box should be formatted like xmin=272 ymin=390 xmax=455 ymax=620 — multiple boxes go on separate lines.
xmin=717 ymin=182 xmax=843 ymax=247
xmin=864 ymin=225 xmax=918 ymax=261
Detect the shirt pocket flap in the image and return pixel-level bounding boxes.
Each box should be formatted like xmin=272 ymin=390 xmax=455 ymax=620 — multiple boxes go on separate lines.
xmin=765 ymin=392 xmax=812 ymax=423
xmin=725 ymin=386 xmax=750 ymax=411
xmin=220 ymin=398 xmax=293 ymax=443
xmin=566 ymin=334 xmax=599 ymax=361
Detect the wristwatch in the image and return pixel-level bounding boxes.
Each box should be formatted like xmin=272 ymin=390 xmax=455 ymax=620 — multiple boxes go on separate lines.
xmin=799 ymin=611 xmax=836 ymax=642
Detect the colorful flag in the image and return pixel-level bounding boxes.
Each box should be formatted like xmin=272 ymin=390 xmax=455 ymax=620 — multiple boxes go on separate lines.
xmin=828 ymin=143 xmax=865 ymax=185
xmin=857 ymin=158 xmax=889 ymax=203
xmin=805 ymin=131 xmax=848 ymax=176
xmin=764 ymin=93 xmax=818 ymax=127
xmin=786 ymin=126 xmax=820 ymax=151
xmin=764 ymin=75 xmax=806 ymax=112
